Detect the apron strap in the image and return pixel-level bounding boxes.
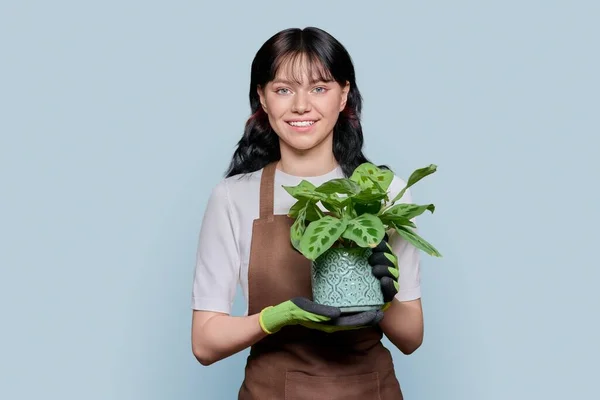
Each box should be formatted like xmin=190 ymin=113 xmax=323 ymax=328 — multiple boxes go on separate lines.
xmin=259 ymin=161 xmax=277 ymax=220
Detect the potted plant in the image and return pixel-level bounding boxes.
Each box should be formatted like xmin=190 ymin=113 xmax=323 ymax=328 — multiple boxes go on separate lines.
xmin=283 ymin=162 xmax=442 ymax=313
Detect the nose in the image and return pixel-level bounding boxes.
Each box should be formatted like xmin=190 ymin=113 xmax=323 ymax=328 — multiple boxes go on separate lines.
xmin=292 ymin=92 xmax=310 ymax=113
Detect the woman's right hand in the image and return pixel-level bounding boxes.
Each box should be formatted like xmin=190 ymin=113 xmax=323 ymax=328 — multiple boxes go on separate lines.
xmin=191 ymin=298 xmax=384 ymax=366
xmin=259 ymin=297 xmax=383 ymax=334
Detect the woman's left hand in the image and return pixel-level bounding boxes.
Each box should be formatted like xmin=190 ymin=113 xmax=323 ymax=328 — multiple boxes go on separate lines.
xmin=368 ymin=233 xmax=399 ymax=309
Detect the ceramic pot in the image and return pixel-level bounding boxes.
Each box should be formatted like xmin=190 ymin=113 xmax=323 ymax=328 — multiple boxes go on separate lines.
xmin=311 ymin=247 xmax=384 ymax=313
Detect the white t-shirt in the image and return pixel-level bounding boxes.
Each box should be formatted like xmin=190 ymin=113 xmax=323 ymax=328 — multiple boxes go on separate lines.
xmin=191 ymin=164 xmax=422 ymax=316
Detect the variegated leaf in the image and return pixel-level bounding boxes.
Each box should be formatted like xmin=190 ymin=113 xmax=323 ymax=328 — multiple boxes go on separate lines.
xmin=299 ymin=216 xmax=348 ymax=260
xmin=315 ymin=178 xmax=361 ymax=195
xmin=393 ymin=223 xmax=442 ymax=257
xmin=380 ymin=203 xmax=435 ymax=220
xmin=341 ymin=213 xmax=385 ymax=248
xmin=282 ymin=180 xmax=328 ymax=201
xmin=391 ymin=165 xmax=437 ymax=204
xmin=290 ymin=205 xmax=307 ymax=252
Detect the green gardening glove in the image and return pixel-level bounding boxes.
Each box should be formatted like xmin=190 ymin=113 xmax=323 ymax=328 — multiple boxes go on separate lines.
xmin=368 ymin=233 xmax=400 ymax=311
xmin=299 ymin=309 xmax=384 ymax=333
xmin=259 ymin=297 xmax=383 ymax=334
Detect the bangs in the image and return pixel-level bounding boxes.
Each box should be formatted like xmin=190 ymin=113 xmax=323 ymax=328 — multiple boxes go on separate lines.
xmin=272 ymin=51 xmax=334 ymax=85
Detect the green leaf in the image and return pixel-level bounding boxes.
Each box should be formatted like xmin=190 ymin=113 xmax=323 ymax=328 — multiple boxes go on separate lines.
xmin=354 ymin=201 xmax=383 ymax=216
xmin=305 ymin=202 xmax=325 ymax=221
xmin=315 ymin=178 xmax=361 ymax=195
xmin=365 ymin=175 xmax=388 ymax=196
xmin=393 ymin=223 xmax=442 ymax=257
xmin=341 ymin=205 xmax=357 ymax=220
xmin=381 ymin=215 xmax=417 ymax=229
xmin=353 ymin=188 xmax=388 ymax=204
xmin=288 ymin=200 xmax=305 ymax=218
xmin=320 ymin=200 xmax=341 ymax=215
xmin=350 ymin=163 xmax=394 ymax=192
xmin=282 ymin=180 xmax=328 ymax=201
xmin=380 ymin=203 xmax=435 ymax=220
xmin=406 ymin=164 xmax=437 ymax=188
xmin=350 ymin=166 xmax=375 ymax=190
xmin=323 ymin=194 xmax=351 ymax=208
xmin=289 ymin=200 xmax=323 ymax=221
xmin=299 ymin=216 xmax=348 ymax=260
xmin=290 ymin=205 xmax=307 ymax=252
xmin=391 ymin=165 xmax=437 ymax=204
xmin=341 ymin=213 xmax=385 ymax=248
xmin=321 ymin=194 xmax=352 ymax=216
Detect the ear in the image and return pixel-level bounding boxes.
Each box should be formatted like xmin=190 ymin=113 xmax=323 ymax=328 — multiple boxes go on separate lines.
xmin=257 ymin=85 xmax=268 ymax=112
xmin=339 ymin=80 xmax=350 ymax=112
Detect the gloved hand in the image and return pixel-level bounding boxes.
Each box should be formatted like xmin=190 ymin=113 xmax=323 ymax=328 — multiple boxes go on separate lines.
xmin=259 ymin=297 xmax=383 ymax=334
xmin=368 ymin=233 xmax=400 ymax=311
xmin=301 ymin=309 xmax=384 ymax=333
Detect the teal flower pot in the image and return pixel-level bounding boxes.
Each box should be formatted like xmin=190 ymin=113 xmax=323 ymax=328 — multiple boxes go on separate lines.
xmin=311 ymin=247 xmax=384 ymax=313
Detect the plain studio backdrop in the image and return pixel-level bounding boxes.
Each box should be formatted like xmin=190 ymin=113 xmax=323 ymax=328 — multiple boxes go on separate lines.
xmin=1 ymin=1 xmax=598 ymax=399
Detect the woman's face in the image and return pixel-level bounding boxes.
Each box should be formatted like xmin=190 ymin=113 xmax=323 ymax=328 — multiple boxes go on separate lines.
xmin=257 ymin=59 xmax=349 ymax=154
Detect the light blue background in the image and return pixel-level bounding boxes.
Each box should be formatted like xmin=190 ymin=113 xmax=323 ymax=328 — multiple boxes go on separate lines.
xmin=1 ymin=1 xmax=598 ymax=399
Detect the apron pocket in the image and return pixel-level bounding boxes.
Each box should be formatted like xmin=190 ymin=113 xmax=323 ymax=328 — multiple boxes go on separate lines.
xmin=285 ymin=371 xmax=381 ymax=400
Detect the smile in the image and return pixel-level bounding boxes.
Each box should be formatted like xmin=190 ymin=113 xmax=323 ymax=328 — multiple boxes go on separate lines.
xmin=287 ymin=120 xmax=316 ymax=127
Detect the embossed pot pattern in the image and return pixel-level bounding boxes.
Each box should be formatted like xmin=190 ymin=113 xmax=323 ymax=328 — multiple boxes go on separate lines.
xmin=311 ymin=247 xmax=384 ymax=313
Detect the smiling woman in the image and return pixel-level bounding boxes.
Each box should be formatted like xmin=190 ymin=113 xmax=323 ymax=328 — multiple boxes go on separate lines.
xmin=257 ymin=57 xmax=350 ymax=156
xmin=226 ymin=27 xmax=368 ymax=178
xmin=191 ymin=27 xmax=423 ymax=400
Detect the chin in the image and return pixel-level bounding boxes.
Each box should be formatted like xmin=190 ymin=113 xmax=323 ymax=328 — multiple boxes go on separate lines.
xmin=283 ymin=136 xmax=326 ymax=152
xmin=278 ymin=128 xmax=331 ymax=150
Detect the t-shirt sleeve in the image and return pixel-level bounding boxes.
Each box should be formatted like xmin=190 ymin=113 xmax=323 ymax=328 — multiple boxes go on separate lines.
xmin=191 ymin=179 xmax=240 ymax=314
xmin=387 ymin=176 xmax=422 ymax=302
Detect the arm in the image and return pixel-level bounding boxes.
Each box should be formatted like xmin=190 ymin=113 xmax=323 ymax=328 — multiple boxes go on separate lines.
xmin=191 ymin=179 xmax=254 ymax=365
xmin=379 ymin=299 xmax=424 ymax=355
xmin=191 ymin=310 xmax=267 ymax=366
xmin=377 ymin=178 xmax=424 ymax=354
xmin=192 ymin=298 xmax=345 ymax=365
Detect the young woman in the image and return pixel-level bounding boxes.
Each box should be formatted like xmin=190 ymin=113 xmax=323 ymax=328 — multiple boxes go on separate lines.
xmin=191 ymin=27 xmax=423 ymax=399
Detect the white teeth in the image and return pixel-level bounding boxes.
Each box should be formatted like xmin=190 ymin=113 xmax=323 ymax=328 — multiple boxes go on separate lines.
xmin=289 ymin=121 xmax=315 ymax=127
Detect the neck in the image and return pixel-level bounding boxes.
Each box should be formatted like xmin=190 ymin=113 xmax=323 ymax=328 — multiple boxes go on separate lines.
xmin=277 ymin=134 xmax=338 ymax=177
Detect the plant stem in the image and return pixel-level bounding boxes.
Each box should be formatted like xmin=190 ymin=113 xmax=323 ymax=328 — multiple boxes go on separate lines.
xmin=378 ymin=199 xmax=396 ymax=216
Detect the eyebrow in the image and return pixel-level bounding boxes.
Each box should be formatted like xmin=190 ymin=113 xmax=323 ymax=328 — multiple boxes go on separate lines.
xmin=271 ymin=78 xmax=333 ymax=85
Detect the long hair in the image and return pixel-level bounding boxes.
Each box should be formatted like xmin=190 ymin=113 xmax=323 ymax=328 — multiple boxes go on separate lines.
xmin=224 ymin=27 xmax=389 ymax=178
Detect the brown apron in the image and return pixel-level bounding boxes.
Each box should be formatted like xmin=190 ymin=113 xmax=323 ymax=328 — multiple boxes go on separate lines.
xmin=238 ymin=161 xmax=403 ymax=400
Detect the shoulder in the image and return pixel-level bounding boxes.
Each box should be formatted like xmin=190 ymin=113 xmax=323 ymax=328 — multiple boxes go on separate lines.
xmin=208 ymin=169 xmax=262 ymax=208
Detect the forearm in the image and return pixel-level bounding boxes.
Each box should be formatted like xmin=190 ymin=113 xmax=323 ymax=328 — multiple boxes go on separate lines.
xmin=192 ymin=312 xmax=267 ymax=366
xmin=379 ymin=298 xmax=424 ymax=354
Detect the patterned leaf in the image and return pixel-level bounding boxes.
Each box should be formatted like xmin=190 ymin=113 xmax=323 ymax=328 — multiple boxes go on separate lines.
xmin=393 ymin=223 xmax=442 ymax=257
xmin=353 ymin=187 xmax=387 ymax=204
xmin=380 ymin=215 xmax=416 ymax=229
xmin=305 ymin=202 xmax=325 ymax=221
xmin=321 ymin=199 xmax=341 ymax=215
xmin=288 ymin=199 xmax=306 ymax=218
xmin=391 ymin=164 xmax=437 ymax=204
xmin=289 ymin=199 xmax=324 ymax=221
xmin=354 ymin=201 xmax=383 ymax=216
xmin=349 ymin=163 xmax=394 ymax=192
xmin=341 ymin=213 xmax=385 ymax=248
xmin=315 ymin=178 xmax=361 ymax=195
xmin=290 ymin=205 xmax=307 ymax=252
xmin=299 ymin=216 xmax=348 ymax=260
xmin=366 ymin=175 xmax=389 ymax=198
xmin=282 ymin=180 xmax=328 ymax=201
xmin=321 ymin=194 xmax=351 ymax=215
xmin=380 ymin=203 xmax=435 ymax=220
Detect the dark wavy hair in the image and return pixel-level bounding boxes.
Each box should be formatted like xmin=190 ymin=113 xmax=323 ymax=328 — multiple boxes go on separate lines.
xmin=224 ymin=27 xmax=389 ymax=178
